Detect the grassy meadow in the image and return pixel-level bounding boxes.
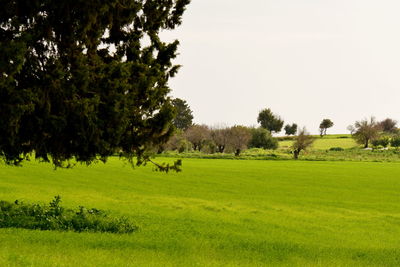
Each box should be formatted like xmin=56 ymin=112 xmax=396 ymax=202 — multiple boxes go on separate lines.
xmin=278 ymin=134 xmax=357 ymax=150
xmin=0 ymin=157 xmax=400 ymax=266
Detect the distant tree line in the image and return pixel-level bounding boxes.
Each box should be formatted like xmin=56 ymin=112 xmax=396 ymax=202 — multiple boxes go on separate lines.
xmin=168 ymin=102 xmax=315 ymax=158
xmin=347 ymin=117 xmax=400 ymax=148
xmin=164 ymin=124 xmax=278 ymax=157
xmin=171 ymin=100 xmax=400 ymax=157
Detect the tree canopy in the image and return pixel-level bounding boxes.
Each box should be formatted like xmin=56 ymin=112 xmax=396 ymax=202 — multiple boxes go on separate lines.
xmin=284 ymin=123 xmax=297 ymax=136
xmin=249 ymin=127 xmax=278 ymax=150
xmin=171 ymin=98 xmax=193 ymax=130
xmin=351 ymin=117 xmax=380 ymax=148
xmin=184 ymin=124 xmax=210 ymax=151
xmin=319 ymin=119 xmax=334 ymax=137
xmin=227 ymin=125 xmax=251 ymax=156
xmin=0 ymin=0 xmax=191 ymax=167
xmin=257 ymin=108 xmax=284 ymax=133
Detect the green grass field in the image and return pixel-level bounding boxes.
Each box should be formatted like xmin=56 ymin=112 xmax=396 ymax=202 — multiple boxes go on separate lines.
xmin=279 ymin=135 xmax=357 ymax=150
xmin=1 ymin=158 xmax=400 ymax=266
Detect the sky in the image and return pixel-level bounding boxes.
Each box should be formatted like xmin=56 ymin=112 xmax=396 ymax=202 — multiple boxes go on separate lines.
xmin=161 ymin=0 xmax=400 ymax=134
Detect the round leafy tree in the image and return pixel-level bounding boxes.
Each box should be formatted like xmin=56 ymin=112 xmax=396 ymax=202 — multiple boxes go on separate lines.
xmin=257 ymin=108 xmax=284 ymax=134
xmin=0 ymin=0 xmax=190 ymax=168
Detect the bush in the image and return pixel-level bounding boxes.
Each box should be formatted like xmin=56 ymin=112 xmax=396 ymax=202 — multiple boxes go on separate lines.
xmin=249 ymin=128 xmax=278 ymax=150
xmin=329 ymin=147 xmax=344 ymax=151
xmin=372 ymin=137 xmax=390 ymax=148
xmin=177 ymin=139 xmax=192 ymax=153
xmin=201 ymin=140 xmax=217 ymax=154
xmin=391 ymin=136 xmax=400 ymax=148
xmin=165 ymin=131 xmax=191 ymax=153
xmin=0 ymin=196 xmax=137 ymax=233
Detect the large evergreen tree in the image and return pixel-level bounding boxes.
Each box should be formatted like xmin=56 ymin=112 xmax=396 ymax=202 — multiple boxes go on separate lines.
xmin=0 ymin=0 xmax=190 ymax=167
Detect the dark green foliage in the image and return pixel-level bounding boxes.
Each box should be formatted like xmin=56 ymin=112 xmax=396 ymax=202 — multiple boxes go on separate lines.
xmin=150 ymin=159 xmax=182 ymax=173
xmin=0 ymin=0 xmax=190 ymax=168
xmin=284 ymin=123 xmax=297 ymax=136
xmin=257 ymin=108 xmax=284 ymax=133
xmin=319 ymin=119 xmax=334 ymax=137
xmin=329 ymin=147 xmax=344 ymax=151
xmin=371 ymin=137 xmax=390 ymax=148
xmin=249 ymin=127 xmax=278 ymax=150
xmin=171 ymin=98 xmax=193 ymax=130
xmin=0 ymin=196 xmax=137 ymax=233
xmin=391 ymin=136 xmax=400 ymax=148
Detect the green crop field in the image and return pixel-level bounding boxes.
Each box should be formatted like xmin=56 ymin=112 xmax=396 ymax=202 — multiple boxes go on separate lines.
xmin=1 ymin=158 xmax=400 ymax=266
xmin=279 ymin=135 xmax=357 ymax=150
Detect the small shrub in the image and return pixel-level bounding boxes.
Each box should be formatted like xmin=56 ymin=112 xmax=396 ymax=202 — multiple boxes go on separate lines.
xmin=0 ymin=196 xmax=137 ymax=233
xmin=201 ymin=140 xmax=217 ymax=154
xmin=372 ymin=137 xmax=390 ymax=148
xmin=391 ymin=136 xmax=400 ymax=148
xmin=177 ymin=139 xmax=191 ymax=153
xmin=380 ymin=137 xmax=390 ymax=148
xmin=329 ymin=147 xmax=344 ymax=151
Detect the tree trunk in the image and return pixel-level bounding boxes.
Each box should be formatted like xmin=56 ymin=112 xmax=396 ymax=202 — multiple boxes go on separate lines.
xmin=235 ymin=149 xmax=241 ymax=157
xmin=293 ymin=149 xmax=300 ymax=159
xmin=364 ymin=139 xmax=369 ymax=148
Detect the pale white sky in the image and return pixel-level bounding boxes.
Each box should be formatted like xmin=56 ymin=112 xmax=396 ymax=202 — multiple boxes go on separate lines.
xmin=162 ymin=0 xmax=400 ymax=134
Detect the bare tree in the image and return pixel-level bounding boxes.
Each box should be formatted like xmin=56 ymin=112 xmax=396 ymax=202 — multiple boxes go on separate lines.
xmin=210 ymin=127 xmax=230 ymax=153
xmin=378 ymin=118 xmax=398 ymax=133
xmin=227 ymin=126 xmax=252 ymax=156
xmin=347 ymin=125 xmax=356 ymax=135
xmin=292 ymin=127 xmax=315 ymax=159
xmin=185 ymin=125 xmax=210 ymax=151
xmin=351 ymin=117 xmax=381 ymax=148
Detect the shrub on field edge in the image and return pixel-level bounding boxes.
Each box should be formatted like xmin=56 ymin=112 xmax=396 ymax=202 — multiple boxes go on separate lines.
xmin=0 ymin=196 xmax=137 ymax=233
xmin=371 ymin=137 xmax=390 ymax=148
xmin=329 ymin=147 xmax=344 ymax=151
xmin=249 ymin=128 xmax=278 ymax=150
xmin=391 ymin=136 xmax=400 ymax=148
